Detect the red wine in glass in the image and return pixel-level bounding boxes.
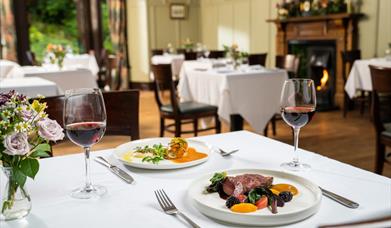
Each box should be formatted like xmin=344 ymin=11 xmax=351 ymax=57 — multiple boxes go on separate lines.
xmin=281 ymin=106 xmax=315 ymax=128
xmin=66 ymin=122 xmax=106 ymax=147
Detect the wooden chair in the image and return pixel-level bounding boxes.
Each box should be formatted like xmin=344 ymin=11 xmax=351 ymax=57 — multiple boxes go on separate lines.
xmin=248 ymin=53 xmax=267 ymax=66
xmin=184 ymin=52 xmax=198 ymax=60
xmin=41 ymin=90 xmax=140 ymax=156
xmin=208 ymin=50 xmax=226 ymax=59
xmin=265 ymin=54 xmax=301 ymax=136
xmin=341 ymin=50 xmax=368 ymax=117
xmin=106 ymin=54 xmax=123 ymax=90
xmin=97 ymin=49 xmax=108 ymax=88
xmin=151 ymin=64 xmax=221 ymax=137
xmin=369 ymin=65 xmax=391 ymax=174
xmin=151 ymin=49 xmax=164 ymax=56
xmin=26 ymin=51 xmax=38 ymax=66
xmin=275 ymin=54 xmax=300 ymax=78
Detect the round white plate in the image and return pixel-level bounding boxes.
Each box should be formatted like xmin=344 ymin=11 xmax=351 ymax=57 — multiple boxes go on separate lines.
xmin=113 ymin=137 xmax=210 ymax=170
xmin=188 ymin=169 xmax=322 ymax=226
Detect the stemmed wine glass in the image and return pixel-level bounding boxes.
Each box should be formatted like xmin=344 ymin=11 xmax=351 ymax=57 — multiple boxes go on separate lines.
xmin=64 ymin=88 xmax=107 ymax=199
xmin=280 ymin=79 xmax=316 ymax=171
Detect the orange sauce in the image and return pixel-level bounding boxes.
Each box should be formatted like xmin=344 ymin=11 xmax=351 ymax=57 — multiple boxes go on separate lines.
xmin=230 ymin=203 xmax=257 ymax=213
xmin=172 ymin=147 xmax=207 ymax=163
xmin=271 ymin=184 xmax=299 ymax=195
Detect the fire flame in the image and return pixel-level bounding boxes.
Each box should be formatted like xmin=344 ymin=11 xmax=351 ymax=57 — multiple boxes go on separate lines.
xmin=316 ymin=69 xmax=329 ymax=91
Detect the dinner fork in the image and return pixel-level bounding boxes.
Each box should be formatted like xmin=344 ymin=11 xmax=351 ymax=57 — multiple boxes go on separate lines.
xmin=219 ymin=148 xmax=239 ymax=156
xmin=154 ymin=189 xmax=200 ymax=228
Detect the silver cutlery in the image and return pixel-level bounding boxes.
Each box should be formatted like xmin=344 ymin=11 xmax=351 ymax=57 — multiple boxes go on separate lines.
xmin=219 ymin=148 xmax=239 ymax=156
xmin=94 ymin=156 xmax=134 ymax=184
xmin=154 ymin=189 xmax=200 ymax=228
xmin=320 ymin=187 xmax=359 ymax=209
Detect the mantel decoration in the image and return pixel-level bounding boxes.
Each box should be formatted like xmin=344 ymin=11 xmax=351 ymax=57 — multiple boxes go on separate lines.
xmin=0 ymin=91 xmax=64 ymax=221
xmin=46 ymin=44 xmax=66 ymax=69
xmin=223 ymin=44 xmax=248 ymax=69
xmin=276 ymin=0 xmax=349 ymax=20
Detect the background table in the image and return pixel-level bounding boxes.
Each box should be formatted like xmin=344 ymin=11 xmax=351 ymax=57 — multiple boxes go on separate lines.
xmin=2 ymin=131 xmax=390 ymax=228
xmin=0 ymin=60 xmax=20 ymax=79
xmin=62 ymin=54 xmax=99 ymax=76
xmin=345 ymin=58 xmax=391 ymax=98
xmin=151 ymin=54 xmax=185 ymax=78
xmin=178 ymin=66 xmax=288 ymax=133
xmin=0 ymin=77 xmax=60 ymax=97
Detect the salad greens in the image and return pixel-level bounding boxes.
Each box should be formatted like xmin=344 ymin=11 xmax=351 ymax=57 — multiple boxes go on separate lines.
xmin=205 ymin=172 xmax=227 ymax=193
xmin=136 ymin=144 xmax=167 ymax=164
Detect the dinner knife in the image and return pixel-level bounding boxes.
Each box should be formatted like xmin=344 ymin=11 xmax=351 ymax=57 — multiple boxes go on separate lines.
xmin=320 ymin=187 xmax=359 ymax=209
xmin=94 ymin=156 xmax=134 ymax=184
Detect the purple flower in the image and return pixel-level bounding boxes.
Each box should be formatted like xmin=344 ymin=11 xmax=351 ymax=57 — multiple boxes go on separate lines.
xmin=36 ymin=118 xmax=64 ymax=141
xmin=17 ymin=105 xmax=36 ymax=121
xmin=3 ymin=132 xmax=30 ymax=156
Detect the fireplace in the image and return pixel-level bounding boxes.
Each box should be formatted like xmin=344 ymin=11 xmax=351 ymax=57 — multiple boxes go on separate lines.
xmin=288 ymin=40 xmax=337 ymax=110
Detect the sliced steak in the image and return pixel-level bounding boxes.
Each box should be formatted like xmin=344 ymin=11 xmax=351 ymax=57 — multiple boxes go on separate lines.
xmin=222 ymin=174 xmax=273 ymax=197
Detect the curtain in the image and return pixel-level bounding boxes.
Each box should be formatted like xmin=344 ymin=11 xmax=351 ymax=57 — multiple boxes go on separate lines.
xmin=108 ymin=0 xmax=128 ymax=65
xmin=0 ymin=0 xmax=17 ymax=60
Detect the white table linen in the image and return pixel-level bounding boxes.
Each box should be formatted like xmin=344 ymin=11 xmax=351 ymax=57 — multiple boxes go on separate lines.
xmin=62 ymin=54 xmax=99 ymax=76
xmin=151 ymin=54 xmax=185 ymax=77
xmin=345 ymin=58 xmax=391 ymax=98
xmin=0 ymin=60 xmax=20 ymax=79
xmin=1 ymin=131 xmax=390 ymax=228
xmin=0 ymin=77 xmax=60 ymax=97
xmin=178 ymin=66 xmax=288 ymax=132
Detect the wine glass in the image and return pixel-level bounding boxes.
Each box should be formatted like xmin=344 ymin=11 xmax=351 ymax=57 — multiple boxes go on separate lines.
xmin=280 ymin=79 xmax=316 ymax=171
xmin=64 ymin=88 xmax=107 ymax=199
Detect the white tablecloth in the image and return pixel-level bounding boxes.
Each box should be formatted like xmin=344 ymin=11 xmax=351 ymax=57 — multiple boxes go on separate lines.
xmin=151 ymin=54 xmax=185 ymax=77
xmin=345 ymin=58 xmax=391 ymax=98
xmin=0 ymin=77 xmax=60 ymax=97
xmin=1 ymin=131 xmax=390 ymax=228
xmin=178 ymin=66 xmax=288 ymax=132
xmin=0 ymin=60 xmax=20 ymax=79
xmin=62 ymin=54 xmax=99 ymax=76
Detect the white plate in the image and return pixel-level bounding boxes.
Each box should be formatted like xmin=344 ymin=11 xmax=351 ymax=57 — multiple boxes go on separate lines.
xmin=113 ymin=138 xmax=210 ymax=170
xmin=188 ymin=169 xmax=322 ymax=226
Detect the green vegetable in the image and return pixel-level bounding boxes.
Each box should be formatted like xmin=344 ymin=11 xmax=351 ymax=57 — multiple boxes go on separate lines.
xmin=205 ymin=172 xmax=227 ymax=193
xmin=137 ymin=144 xmax=168 ymax=164
xmin=247 ymin=189 xmax=261 ymax=204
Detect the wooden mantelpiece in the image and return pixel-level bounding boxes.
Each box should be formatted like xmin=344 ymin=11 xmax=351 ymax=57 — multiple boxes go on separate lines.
xmin=267 ymin=13 xmax=363 ymax=108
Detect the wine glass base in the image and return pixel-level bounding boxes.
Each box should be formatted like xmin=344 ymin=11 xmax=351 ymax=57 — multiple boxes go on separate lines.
xmin=71 ymin=185 xmax=107 ymax=199
xmin=281 ymin=162 xmax=311 ymax=171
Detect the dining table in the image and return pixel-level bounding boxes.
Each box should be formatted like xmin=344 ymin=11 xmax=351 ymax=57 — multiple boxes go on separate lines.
xmin=345 ymin=57 xmax=391 ymax=98
xmin=1 ymin=131 xmax=390 ymax=227
xmin=0 ymin=77 xmax=60 ymax=97
xmin=151 ymin=53 xmax=185 ymax=78
xmin=178 ymin=61 xmax=288 ymax=132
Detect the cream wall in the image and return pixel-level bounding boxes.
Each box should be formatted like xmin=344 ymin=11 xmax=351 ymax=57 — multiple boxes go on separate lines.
xmin=127 ymin=0 xmax=391 ymax=82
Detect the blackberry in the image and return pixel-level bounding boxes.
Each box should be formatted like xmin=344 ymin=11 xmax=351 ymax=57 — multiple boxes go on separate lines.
xmin=225 ymin=196 xmax=240 ymax=208
xmin=279 ymin=191 xmax=293 ymax=202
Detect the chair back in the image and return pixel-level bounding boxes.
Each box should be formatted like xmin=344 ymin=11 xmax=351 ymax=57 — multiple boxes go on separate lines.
xmin=275 ymin=54 xmax=300 ymax=77
xmin=248 ymin=53 xmax=267 ymax=66
xmin=107 ymin=54 xmax=123 ymax=90
xmin=151 ymin=64 xmax=179 ymax=114
xmin=26 ymin=51 xmax=37 ymax=66
xmin=184 ymin=52 xmax=197 ymax=60
xmin=341 ymin=50 xmax=361 ymax=82
xmin=151 ymin=49 xmax=164 ymax=56
xmin=209 ymin=50 xmax=226 ymax=59
xmin=176 ymin=48 xmax=186 ymax=54
xmin=369 ymin=65 xmax=391 ymax=134
xmin=42 ymin=90 xmax=140 ymax=140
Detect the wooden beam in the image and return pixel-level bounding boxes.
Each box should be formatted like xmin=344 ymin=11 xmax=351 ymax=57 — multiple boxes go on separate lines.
xmin=13 ymin=0 xmax=30 ymax=65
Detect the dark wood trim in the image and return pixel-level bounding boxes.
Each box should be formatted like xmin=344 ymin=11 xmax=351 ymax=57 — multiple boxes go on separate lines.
xmin=13 ymin=0 xmax=30 ymax=65
xmin=267 ymin=13 xmax=364 ymax=23
xmin=130 ymin=82 xmax=154 ymax=91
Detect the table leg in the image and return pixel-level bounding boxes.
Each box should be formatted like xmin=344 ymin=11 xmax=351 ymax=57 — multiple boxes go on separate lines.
xmin=230 ymin=114 xmax=243 ymax=131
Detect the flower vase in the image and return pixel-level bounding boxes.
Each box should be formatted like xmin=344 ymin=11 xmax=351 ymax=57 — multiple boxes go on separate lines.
xmin=57 ymin=57 xmax=64 ymax=70
xmin=0 ymin=167 xmax=31 ymax=221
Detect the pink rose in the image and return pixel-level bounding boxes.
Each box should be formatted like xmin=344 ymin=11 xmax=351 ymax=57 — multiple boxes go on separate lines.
xmin=36 ymin=118 xmax=64 ymax=142
xmin=3 ymin=132 xmax=30 ymax=156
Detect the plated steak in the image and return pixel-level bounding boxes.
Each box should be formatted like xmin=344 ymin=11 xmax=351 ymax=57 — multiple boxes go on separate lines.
xmin=222 ymin=174 xmax=273 ymax=197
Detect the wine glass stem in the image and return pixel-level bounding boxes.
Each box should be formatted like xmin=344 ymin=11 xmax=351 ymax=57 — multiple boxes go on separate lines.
xmin=84 ymin=147 xmax=93 ymax=190
xmin=293 ymin=127 xmax=300 ymax=165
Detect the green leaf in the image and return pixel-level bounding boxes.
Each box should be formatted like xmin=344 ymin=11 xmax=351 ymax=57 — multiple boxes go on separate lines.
xmin=32 ymin=143 xmax=51 ymax=153
xmin=12 ymin=168 xmax=27 ymax=187
xmin=248 ymin=189 xmax=261 ymax=204
xmin=30 ymin=150 xmax=51 ymax=158
xmin=20 ymin=158 xmax=40 ymax=179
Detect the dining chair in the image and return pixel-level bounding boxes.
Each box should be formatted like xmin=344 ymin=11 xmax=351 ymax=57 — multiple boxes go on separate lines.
xmin=151 ymin=49 xmax=164 ymax=56
xmin=248 ymin=53 xmax=267 ymax=66
xmin=97 ymin=49 xmax=108 ymax=88
xmin=106 ymin=54 xmax=123 ymax=91
xmin=26 ymin=51 xmax=38 ymax=66
xmin=208 ymin=50 xmax=226 ymax=59
xmin=265 ymin=54 xmax=301 ymax=136
xmin=369 ymin=65 xmax=391 ymax=174
xmin=341 ymin=50 xmax=368 ymax=118
xmin=184 ymin=52 xmax=198 ymax=60
xmin=41 ymin=90 xmax=140 ymax=156
xmin=151 ymin=64 xmax=221 ymax=137
xmin=176 ymin=48 xmax=186 ymax=54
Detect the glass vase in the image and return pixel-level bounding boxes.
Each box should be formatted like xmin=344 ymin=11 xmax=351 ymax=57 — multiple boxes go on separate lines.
xmin=0 ymin=167 xmax=31 ymax=221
